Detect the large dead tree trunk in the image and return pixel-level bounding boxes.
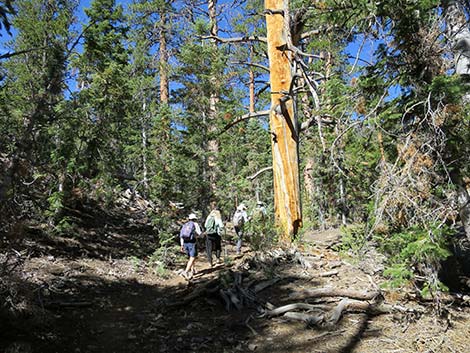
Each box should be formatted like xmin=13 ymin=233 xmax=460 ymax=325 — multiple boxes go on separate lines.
xmin=444 ymin=0 xmax=470 ymax=81
xmin=444 ymin=0 xmax=470 ymax=240
xmin=265 ymin=0 xmax=302 ymax=241
xmin=249 ymin=45 xmax=256 ymax=113
xmin=141 ymin=99 xmax=149 ymax=192
xmin=207 ymin=0 xmax=220 ymax=197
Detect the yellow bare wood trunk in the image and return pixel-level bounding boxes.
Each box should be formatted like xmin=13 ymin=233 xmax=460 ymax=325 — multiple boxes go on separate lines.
xmin=265 ymin=0 xmax=302 ymax=242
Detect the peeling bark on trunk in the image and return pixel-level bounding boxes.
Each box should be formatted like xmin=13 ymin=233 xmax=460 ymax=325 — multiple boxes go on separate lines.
xmin=265 ymin=0 xmax=302 ymax=242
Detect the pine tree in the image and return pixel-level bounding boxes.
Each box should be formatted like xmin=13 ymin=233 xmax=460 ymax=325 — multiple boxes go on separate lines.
xmin=0 ymin=0 xmax=77 ymax=224
xmin=72 ymin=0 xmax=132 ymax=193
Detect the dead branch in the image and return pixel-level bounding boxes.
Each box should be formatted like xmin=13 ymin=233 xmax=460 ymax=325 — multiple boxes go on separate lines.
xmin=168 ymin=277 xmax=220 ymax=307
xmin=245 ymin=319 xmax=259 ymax=336
xmin=220 ymin=110 xmax=270 ymax=134
xmin=265 ymin=303 xmax=327 ymax=317
xmin=283 ymin=311 xmax=324 ymax=326
xmin=289 ymin=287 xmax=380 ymax=301
xmin=219 ymin=289 xmax=232 ymax=311
xmin=199 ymin=35 xmax=267 ymax=43
xmin=294 ymin=251 xmax=314 ymax=269
xmin=276 ymin=299 xmax=404 ymax=328
xmin=300 ymin=29 xmax=321 ymax=40
xmin=229 ymin=61 xmax=270 ymax=72
xmin=317 ymin=270 xmax=339 ymax=277
xmin=326 ymin=298 xmax=350 ymax=325
xmin=264 ymin=8 xmax=285 ymax=16
xmin=252 ymin=278 xmax=281 ymax=293
xmin=0 ymin=47 xmax=48 ymax=60
xmin=299 ymin=114 xmax=335 ymax=132
xmin=247 ymin=166 xmax=273 ymax=181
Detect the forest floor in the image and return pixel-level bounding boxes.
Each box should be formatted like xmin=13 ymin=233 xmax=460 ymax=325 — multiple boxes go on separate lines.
xmin=1 ymin=203 xmax=470 ymax=353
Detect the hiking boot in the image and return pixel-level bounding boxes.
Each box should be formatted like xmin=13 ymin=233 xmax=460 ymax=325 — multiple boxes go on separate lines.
xmin=216 ymin=258 xmax=223 ymax=265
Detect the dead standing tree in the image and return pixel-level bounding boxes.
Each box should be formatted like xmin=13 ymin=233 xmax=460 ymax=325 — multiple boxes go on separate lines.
xmin=264 ymin=0 xmax=302 ymax=242
xmin=444 ymin=0 xmax=470 ymax=240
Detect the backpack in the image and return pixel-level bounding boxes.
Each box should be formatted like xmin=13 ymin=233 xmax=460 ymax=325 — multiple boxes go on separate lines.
xmin=252 ymin=207 xmax=266 ymax=222
xmin=232 ymin=211 xmax=245 ymax=227
xmin=205 ymin=215 xmax=217 ymax=234
xmin=180 ymin=221 xmax=195 ymax=240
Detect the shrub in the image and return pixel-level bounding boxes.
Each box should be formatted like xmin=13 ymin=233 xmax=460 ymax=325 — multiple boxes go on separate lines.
xmin=375 ymin=224 xmax=453 ymax=294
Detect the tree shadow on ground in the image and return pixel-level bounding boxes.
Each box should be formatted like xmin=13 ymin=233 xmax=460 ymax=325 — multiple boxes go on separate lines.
xmin=18 ymin=205 xmax=159 ymax=261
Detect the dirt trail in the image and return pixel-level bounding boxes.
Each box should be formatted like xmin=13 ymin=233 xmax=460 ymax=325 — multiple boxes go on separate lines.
xmin=2 ymin=214 xmax=470 ymax=353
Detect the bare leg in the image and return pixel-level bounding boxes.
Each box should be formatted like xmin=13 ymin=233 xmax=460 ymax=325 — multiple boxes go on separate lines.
xmin=190 ymin=259 xmax=197 ymax=274
xmin=185 ymin=256 xmax=195 ymax=273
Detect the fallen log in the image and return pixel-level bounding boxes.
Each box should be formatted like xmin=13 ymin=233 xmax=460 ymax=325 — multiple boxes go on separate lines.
xmin=294 ymin=251 xmax=314 ymax=269
xmin=322 ymin=298 xmax=413 ymax=327
xmin=265 ymin=303 xmax=328 ymax=317
xmin=283 ymin=311 xmax=324 ymax=326
xmin=326 ymin=298 xmax=350 ymax=325
xmin=317 ymin=270 xmax=339 ymax=277
xmin=278 ymin=299 xmax=393 ymax=328
xmin=168 ymin=277 xmax=220 ymax=307
xmin=237 ymin=286 xmax=256 ymax=303
xmin=290 ymin=287 xmax=380 ymax=301
xmin=252 ymin=278 xmax=281 ymax=293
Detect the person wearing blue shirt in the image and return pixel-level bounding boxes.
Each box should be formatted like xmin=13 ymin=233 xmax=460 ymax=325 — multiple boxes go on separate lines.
xmin=180 ymin=213 xmax=202 ymax=279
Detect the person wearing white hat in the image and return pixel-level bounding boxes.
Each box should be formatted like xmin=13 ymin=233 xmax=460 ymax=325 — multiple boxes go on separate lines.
xmin=179 ymin=213 xmax=202 ymax=279
xmin=252 ymin=201 xmax=267 ymax=221
xmin=232 ymin=203 xmax=249 ymax=255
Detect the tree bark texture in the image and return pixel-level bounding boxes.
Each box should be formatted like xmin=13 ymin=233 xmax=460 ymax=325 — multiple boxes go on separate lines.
xmin=265 ymin=0 xmax=302 ymax=241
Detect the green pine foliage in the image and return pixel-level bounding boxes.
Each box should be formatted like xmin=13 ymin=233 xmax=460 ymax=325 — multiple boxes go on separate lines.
xmin=376 ymin=225 xmax=453 ymax=293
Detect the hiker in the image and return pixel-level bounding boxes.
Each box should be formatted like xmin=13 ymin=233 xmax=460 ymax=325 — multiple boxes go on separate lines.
xmin=179 ymin=213 xmax=202 ymax=279
xmin=251 ymin=201 xmax=267 ymax=222
xmin=204 ymin=203 xmax=224 ymax=267
xmin=233 ymin=203 xmax=249 ymax=255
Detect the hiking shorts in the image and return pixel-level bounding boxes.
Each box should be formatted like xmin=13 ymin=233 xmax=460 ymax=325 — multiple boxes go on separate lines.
xmin=183 ymin=242 xmax=198 ymax=257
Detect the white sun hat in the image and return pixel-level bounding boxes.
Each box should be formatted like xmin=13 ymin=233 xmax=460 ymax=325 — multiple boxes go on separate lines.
xmin=237 ymin=203 xmax=246 ymax=210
